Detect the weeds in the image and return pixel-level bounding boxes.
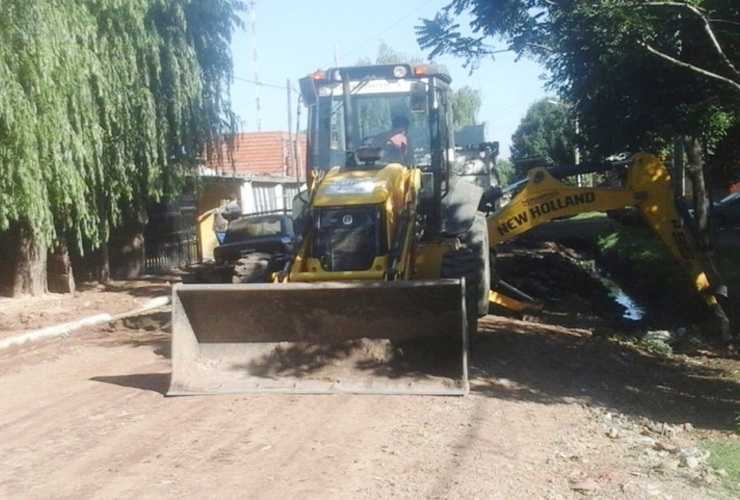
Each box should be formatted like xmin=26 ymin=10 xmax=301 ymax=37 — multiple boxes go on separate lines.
xmin=637 ymin=338 xmax=673 ymax=356
xmin=703 ymin=439 xmax=740 ymax=496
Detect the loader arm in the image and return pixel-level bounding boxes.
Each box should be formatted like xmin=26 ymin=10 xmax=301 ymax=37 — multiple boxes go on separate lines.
xmin=486 ymin=152 xmax=729 ymax=338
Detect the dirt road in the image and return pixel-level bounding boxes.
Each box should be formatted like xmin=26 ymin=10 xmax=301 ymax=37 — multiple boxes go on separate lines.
xmin=1 ymin=304 xmax=736 ymax=499
xmin=1 ymin=236 xmax=739 ymax=499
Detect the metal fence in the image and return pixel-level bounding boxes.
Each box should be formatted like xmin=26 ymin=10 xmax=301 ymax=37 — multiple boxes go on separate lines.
xmin=145 ymin=194 xmax=199 ymax=272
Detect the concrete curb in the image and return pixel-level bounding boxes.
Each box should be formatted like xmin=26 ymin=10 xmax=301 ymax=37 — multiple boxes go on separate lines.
xmin=0 ymin=295 xmax=171 ymax=351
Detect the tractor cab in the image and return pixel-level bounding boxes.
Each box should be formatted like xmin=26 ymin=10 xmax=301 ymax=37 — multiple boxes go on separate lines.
xmin=299 ymin=63 xmax=457 ymax=235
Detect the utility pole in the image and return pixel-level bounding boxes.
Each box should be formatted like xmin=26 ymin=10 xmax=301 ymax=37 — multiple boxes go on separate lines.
xmin=287 ymin=79 xmax=296 ymax=177
xmin=249 ymin=0 xmax=261 ymax=131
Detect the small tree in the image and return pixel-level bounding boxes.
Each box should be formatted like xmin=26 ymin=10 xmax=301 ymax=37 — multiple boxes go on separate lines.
xmin=451 ymin=86 xmax=482 ymax=127
xmin=496 ymin=158 xmax=516 ymax=186
xmin=510 ymin=99 xmax=576 ymax=177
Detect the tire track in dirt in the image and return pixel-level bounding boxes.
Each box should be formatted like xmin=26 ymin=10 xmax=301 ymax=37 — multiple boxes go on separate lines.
xmin=0 ymin=332 xmax=169 ymax=498
xmin=0 ymin=319 xmax=730 ymax=499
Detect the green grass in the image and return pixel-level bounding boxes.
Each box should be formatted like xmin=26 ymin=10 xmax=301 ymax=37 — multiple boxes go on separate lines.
xmin=704 ymin=439 xmax=740 ymax=494
xmin=562 ymin=211 xmax=607 ymax=221
xmin=596 ymin=226 xmax=665 ymax=260
xmin=592 ymin=225 xmax=740 ymax=494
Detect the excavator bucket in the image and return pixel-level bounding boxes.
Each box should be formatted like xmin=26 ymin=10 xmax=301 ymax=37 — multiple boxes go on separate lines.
xmin=168 ymin=280 xmax=469 ymax=396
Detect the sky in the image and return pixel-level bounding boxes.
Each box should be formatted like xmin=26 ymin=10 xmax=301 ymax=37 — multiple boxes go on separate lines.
xmin=229 ymin=0 xmax=551 ymax=160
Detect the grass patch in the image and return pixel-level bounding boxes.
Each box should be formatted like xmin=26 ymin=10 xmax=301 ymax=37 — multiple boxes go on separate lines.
xmin=562 ymin=211 xmax=606 ymax=221
xmin=596 ymin=226 xmax=665 ymax=260
xmin=704 ymin=439 xmax=740 ymax=495
xmin=595 ymin=226 xmax=709 ymax=321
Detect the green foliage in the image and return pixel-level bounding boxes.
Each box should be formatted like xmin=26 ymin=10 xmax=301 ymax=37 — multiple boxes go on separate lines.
xmin=375 ymin=41 xmax=423 ymax=65
xmin=704 ymin=440 xmax=740 ymax=493
xmin=0 ymin=0 xmax=244 ymax=252
xmin=417 ymin=1 xmax=740 ymax=181
xmin=451 ymin=86 xmax=481 ymax=126
xmin=596 ymin=226 xmax=709 ymax=320
xmin=637 ymin=338 xmax=673 ymax=356
xmin=355 ymin=41 xmax=424 ymax=67
xmin=597 ymin=227 xmax=667 ymax=261
xmin=564 ymin=211 xmax=605 ymax=221
xmin=357 ymin=41 xmax=482 ymax=128
xmin=510 ymin=98 xmax=576 ymax=172
xmin=496 ymin=158 xmax=516 ymax=186
xmin=711 ymin=120 xmax=740 ymax=186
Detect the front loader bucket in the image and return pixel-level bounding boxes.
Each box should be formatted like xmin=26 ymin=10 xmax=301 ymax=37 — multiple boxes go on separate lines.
xmin=168 ymin=280 xmax=468 ymax=396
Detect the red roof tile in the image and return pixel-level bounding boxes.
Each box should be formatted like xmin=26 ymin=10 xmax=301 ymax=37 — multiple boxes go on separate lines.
xmin=214 ymin=132 xmax=307 ymax=177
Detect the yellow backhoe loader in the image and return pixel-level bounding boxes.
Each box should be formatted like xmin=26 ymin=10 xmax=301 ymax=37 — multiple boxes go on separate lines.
xmin=168 ymin=64 xmax=730 ymax=396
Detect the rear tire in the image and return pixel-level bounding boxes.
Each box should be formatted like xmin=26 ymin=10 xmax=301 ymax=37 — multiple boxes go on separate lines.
xmin=232 ymin=253 xmax=271 ymax=283
xmin=442 ymin=212 xmax=491 ymax=349
xmin=461 ymin=212 xmax=491 ymax=318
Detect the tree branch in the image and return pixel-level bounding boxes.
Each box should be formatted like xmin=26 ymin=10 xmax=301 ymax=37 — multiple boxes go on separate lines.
xmin=637 ymin=1 xmax=740 ymax=80
xmin=640 ymin=41 xmax=740 ymax=93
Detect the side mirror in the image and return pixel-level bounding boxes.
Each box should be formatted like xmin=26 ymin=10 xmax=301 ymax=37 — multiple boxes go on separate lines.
xmin=299 ymin=76 xmax=318 ymax=107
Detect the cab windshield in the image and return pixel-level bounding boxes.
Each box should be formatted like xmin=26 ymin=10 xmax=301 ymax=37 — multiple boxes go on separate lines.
xmin=311 ymin=81 xmax=431 ymax=170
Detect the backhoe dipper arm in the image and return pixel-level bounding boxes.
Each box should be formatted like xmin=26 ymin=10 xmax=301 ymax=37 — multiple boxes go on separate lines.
xmin=487 ymin=152 xmax=730 ymax=339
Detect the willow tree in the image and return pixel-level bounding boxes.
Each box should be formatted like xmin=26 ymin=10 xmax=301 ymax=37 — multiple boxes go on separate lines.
xmin=0 ymin=0 xmax=244 ymax=296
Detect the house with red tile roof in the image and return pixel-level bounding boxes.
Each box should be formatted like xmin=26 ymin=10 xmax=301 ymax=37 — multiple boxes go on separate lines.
xmin=226 ymin=131 xmax=307 ymax=178
xmin=194 ymin=131 xmax=308 ymax=261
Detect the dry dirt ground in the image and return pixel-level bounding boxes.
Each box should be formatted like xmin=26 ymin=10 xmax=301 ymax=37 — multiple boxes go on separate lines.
xmin=1 ymin=233 xmax=739 ymax=499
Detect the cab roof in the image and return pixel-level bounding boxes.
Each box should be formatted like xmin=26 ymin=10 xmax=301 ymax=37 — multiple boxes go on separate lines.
xmin=309 ymin=64 xmax=452 ymax=84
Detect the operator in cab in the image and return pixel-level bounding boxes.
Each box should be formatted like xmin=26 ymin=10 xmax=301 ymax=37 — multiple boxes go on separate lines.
xmin=373 ymin=115 xmax=411 ymax=164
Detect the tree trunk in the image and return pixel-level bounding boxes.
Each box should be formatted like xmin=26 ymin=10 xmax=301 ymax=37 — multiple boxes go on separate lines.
xmin=673 ymin=137 xmax=686 ymax=197
xmin=48 ymin=239 xmax=76 ymax=294
xmin=12 ymin=221 xmax=48 ymax=297
xmin=108 ymin=216 xmax=146 ymax=279
xmin=683 ymin=135 xmax=710 ymax=248
xmin=682 ymin=136 xmax=732 ymax=341
xmin=0 ymin=228 xmax=16 ymax=295
xmin=100 ymin=242 xmax=111 ymax=283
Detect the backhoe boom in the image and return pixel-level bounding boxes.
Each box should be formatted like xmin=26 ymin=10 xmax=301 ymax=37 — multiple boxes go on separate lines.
xmin=486 ymin=152 xmax=730 ymax=340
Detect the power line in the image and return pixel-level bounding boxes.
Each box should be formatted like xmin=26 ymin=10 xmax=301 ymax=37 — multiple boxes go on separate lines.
xmin=236 ymin=0 xmax=439 ymax=89
xmin=233 ymin=0 xmax=440 ymax=129
xmin=233 ymin=75 xmax=294 ymax=90
xmin=330 ymin=0 xmax=438 ymax=65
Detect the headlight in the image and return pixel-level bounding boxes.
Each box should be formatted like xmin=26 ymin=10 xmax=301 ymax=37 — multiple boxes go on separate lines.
xmin=393 ymin=65 xmax=408 ymax=78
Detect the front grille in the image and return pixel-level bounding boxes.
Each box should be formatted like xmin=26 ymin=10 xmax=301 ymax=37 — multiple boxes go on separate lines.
xmin=312 ymin=206 xmax=384 ymax=271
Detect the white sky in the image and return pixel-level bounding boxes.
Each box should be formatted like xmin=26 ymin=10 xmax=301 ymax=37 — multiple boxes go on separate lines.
xmin=229 ymin=0 xmax=550 ymax=159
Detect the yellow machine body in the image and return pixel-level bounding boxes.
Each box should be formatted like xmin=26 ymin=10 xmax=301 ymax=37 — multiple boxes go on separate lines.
xmin=169 ymin=61 xmax=730 ymax=397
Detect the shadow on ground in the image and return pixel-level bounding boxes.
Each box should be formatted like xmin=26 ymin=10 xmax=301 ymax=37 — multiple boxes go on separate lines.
xmin=90 ymin=373 xmax=170 ymax=395
xmin=471 ymin=315 xmax=740 ymax=432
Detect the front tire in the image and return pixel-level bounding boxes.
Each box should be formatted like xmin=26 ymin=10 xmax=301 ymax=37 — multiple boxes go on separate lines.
xmin=441 ymin=247 xmax=479 ymax=346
